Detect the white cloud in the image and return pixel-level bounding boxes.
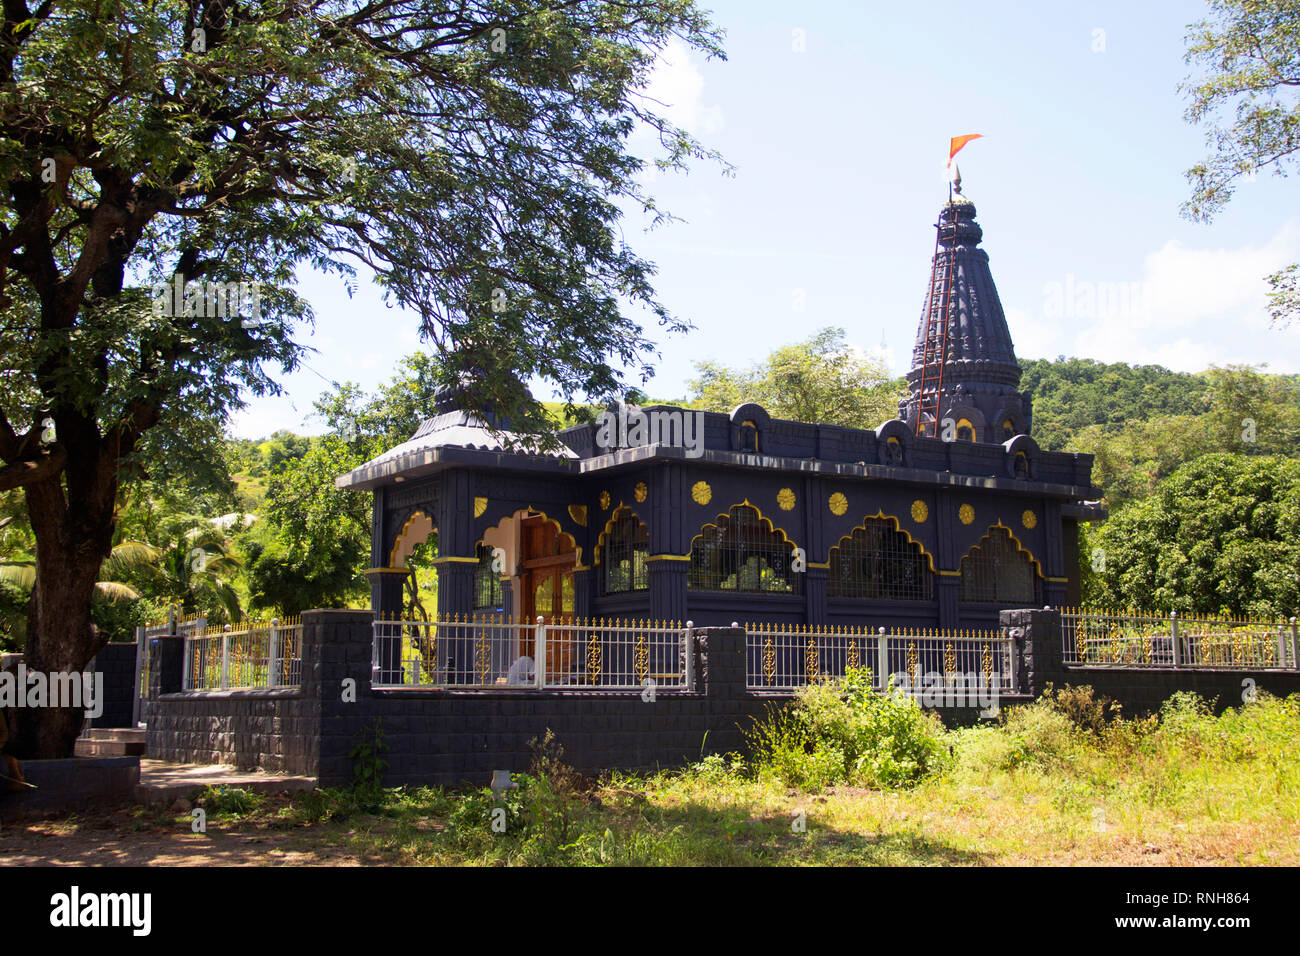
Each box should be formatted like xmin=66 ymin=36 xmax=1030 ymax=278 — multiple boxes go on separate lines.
xmin=1006 ymin=305 xmax=1057 ymax=363
xmin=1018 ymin=222 xmax=1300 ymax=373
xmin=641 ymin=38 xmax=724 ymax=138
xmin=1142 ymin=225 xmax=1300 ymax=330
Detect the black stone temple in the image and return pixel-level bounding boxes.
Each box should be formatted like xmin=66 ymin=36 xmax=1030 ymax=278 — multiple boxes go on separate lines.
xmin=337 ymin=181 xmax=1104 ymax=635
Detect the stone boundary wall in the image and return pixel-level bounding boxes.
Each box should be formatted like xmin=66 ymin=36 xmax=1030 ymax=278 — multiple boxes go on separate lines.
xmin=2 ymin=757 xmax=140 ymax=816
xmin=145 ymin=611 xmax=999 ymax=787
xmin=142 ymin=608 xmax=1300 ymax=788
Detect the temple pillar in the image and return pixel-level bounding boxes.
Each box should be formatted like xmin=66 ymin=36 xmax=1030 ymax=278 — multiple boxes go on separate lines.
xmin=573 ymin=566 xmax=593 ymax=621
xmin=647 ymin=558 xmax=689 ymax=625
xmin=937 ymin=575 xmax=959 ymax=628
xmin=804 ymin=566 xmax=828 ymax=626
xmin=433 ymin=559 xmax=476 ymax=618
xmin=368 ymin=567 xmax=408 ymax=618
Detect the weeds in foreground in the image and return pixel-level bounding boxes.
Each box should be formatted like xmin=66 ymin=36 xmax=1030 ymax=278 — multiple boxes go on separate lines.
xmin=168 ymin=688 xmax=1300 ymax=866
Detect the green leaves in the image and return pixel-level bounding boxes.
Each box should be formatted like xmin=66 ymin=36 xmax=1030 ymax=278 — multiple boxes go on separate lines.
xmin=1180 ymin=0 xmax=1300 ymax=324
xmin=1088 ymin=453 xmax=1300 ymax=616
xmin=688 ymin=327 xmax=905 ymax=428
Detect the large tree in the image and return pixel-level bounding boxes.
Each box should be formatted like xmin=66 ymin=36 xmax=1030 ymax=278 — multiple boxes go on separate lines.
xmin=0 ymin=0 xmax=725 ymax=757
xmin=688 ymin=327 xmax=904 ymax=428
xmin=1086 ymin=453 xmax=1300 ymax=617
xmin=1181 ymin=0 xmax=1300 ymax=326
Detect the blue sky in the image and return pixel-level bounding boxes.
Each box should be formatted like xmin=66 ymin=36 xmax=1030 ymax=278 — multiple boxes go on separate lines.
xmin=231 ymin=0 xmax=1300 ymax=439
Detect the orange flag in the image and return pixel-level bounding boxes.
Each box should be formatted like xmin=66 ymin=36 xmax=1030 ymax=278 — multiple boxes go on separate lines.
xmin=948 ymin=134 xmax=984 ymax=167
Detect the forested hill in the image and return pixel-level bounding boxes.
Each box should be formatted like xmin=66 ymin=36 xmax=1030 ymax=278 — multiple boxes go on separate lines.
xmin=1017 ymin=358 xmax=1299 ymax=508
xmin=1019 ymin=358 xmax=1211 ymax=450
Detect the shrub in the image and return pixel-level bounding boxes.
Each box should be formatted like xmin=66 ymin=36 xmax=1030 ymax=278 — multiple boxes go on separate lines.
xmin=745 ymin=666 xmax=948 ymax=790
xmin=1041 ymin=683 xmax=1122 ymax=735
xmin=349 ymin=719 xmax=389 ymax=810
xmin=999 ymin=702 xmax=1082 ymax=771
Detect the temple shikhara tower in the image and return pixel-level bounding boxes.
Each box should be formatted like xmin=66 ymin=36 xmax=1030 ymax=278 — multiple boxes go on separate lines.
xmin=901 ymin=169 xmax=1032 ymax=443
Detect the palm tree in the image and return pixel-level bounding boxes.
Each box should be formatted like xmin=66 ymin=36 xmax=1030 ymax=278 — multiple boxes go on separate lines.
xmin=0 ymin=539 xmax=156 ymax=603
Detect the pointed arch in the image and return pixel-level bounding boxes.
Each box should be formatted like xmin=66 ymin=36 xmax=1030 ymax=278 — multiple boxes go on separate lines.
xmin=596 ymin=506 xmax=650 ymax=594
xmin=958 ymin=522 xmax=1040 ymax=604
xmin=688 ymin=500 xmax=802 ymax=594
xmin=828 ymin=513 xmax=935 ymax=601
xmin=390 ymin=511 xmax=435 ymax=567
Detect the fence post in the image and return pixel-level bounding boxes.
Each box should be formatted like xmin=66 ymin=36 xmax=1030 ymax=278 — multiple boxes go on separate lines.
xmin=269 ymin=617 xmax=281 ymax=688
xmin=132 ymin=624 xmax=146 ymax=723
xmin=683 ymin=620 xmax=695 ymax=691
xmin=1005 ymin=628 xmax=1019 ymax=695
xmin=221 ymin=624 xmax=231 ymax=690
xmin=1170 ymin=611 xmax=1182 ymax=667
xmin=877 ymin=627 xmax=888 ymax=693
xmin=533 ymin=616 xmax=546 ymax=689
xmin=370 ymin=617 xmax=381 ymax=688
xmin=167 ymin=603 xmax=177 ymax=636
xmin=1290 ymin=617 xmax=1299 ymax=671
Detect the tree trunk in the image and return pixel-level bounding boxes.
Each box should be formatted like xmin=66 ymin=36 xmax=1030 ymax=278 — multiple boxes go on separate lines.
xmin=8 ymin=453 xmax=116 ymax=759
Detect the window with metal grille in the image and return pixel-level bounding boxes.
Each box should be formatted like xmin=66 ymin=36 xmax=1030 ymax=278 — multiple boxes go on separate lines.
xmin=689 ymin=504 xmax=801 ymax=594
xmin=828 ymin=518 xmax=933 ymax=600
xmin=473 ymin=544 xmax=503 ymax=610
xmin=601 ymin=508 xmax=649 ymax=594
xmin=958 ymin=526 xmax=1037 ymax=604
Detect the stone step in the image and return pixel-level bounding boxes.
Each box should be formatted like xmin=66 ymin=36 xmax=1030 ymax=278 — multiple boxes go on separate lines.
xmin=80 ymin=728 xmax=145 ymax=742
xmin=134 ymin=759 xmax=316 ymax=808
xmin=74 ymin=738 xmax=146 ymax=757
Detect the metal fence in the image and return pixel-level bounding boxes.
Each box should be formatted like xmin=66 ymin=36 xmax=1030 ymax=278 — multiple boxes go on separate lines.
xmin=1060 ymin=607 xmax=1300 ymax=670
xmin=132 ymin=609 xmax=206 ymax=724
xmin=744 ymin=622 xmax=1016 ymax=698
xmin=182 ymin=617 xmax=303 ymax=691
xmin=371 ymin=614 xmax=691 ymax=691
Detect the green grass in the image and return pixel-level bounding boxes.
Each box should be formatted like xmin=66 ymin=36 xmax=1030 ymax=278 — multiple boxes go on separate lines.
xmin=167 ymin=689 xmax=1300 ymax=866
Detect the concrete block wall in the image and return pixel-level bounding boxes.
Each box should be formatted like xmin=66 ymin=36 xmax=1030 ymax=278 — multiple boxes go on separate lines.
xmin=85 ymin=642 xmax=136 ymax=729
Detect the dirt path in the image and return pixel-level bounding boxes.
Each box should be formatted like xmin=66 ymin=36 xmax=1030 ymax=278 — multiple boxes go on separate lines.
xmin=0 ymin=804 xmax=370 ymax=866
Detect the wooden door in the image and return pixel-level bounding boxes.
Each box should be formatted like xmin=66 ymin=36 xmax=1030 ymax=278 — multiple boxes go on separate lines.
xmin=519 ymin=516 xmax=577 ymax=681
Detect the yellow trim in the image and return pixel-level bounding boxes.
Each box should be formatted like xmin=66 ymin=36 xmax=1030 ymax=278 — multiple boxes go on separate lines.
xmin=593 ymin=503 xmax=643 ymax=566
xmin=646 ymin=554 xmax=691 ymax=562
xmin=807 ymin=561 xmax=830 ymax=569
xmin=430 ymin=556 xmax=481 ymax=565
xmin=954 ymin=418 xmax=975 ymax=441
xmin=568 ymin=504 xmax=588 ymax=527
xmin=389 ymin=510 xmax=434 ymax=567
xmin=473 ymin=496 xmax=488 ymax=518
xmin=825 ymin=510 xmax=937 ymax=574
xmin=959 ymin=520 xmax=1044 ymax=579
xmin=1047 ymin=576 xmax=1069 ymax=583
xmin=938 ymin=569 xmax=961 ymax=577
xmin=364 ymin=566 xmax=411 ymax=575
xmin=688 ymin=499 xmax=801 ymax=558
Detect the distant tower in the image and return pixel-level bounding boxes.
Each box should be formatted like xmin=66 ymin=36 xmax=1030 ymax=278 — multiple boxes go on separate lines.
xmin=898 ymin=167 xmax=1031 ymax=443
